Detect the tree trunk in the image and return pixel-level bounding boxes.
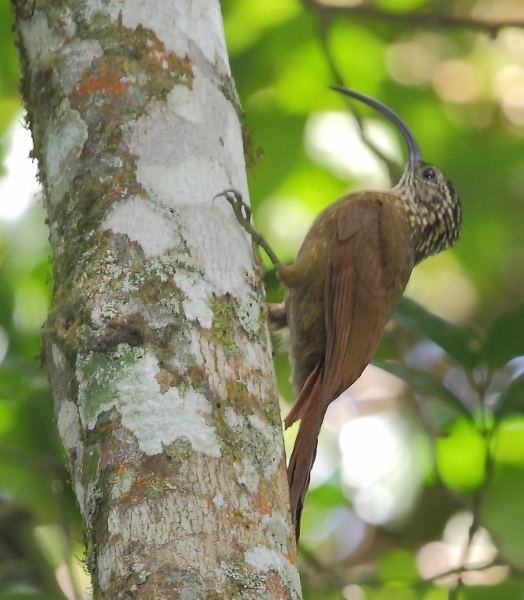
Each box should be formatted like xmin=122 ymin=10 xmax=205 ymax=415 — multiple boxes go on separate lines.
xmin=12 ymin=1 xmax=300 ymax=597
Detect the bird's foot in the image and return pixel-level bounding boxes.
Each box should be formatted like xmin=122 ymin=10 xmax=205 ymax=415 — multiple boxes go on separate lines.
xmin=214 ymin=189 xmax=282 ymax=271
xmin=214 ymin=188 xmax=252 ymax=231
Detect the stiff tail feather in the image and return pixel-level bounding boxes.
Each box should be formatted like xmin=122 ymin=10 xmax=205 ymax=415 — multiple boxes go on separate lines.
xmin=285 ymin=363 xmax=327 ymax=540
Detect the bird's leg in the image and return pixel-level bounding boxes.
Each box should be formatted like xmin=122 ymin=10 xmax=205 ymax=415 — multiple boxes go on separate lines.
xmin=214 ymin=189 xmax=283 ymax=271
xmin=214 ymin=189 xmax=288 ymax=330
xmin=268 ymin=302 xmax=288 ymax=329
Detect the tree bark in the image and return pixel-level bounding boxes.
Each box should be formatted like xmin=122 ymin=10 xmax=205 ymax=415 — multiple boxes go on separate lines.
xmin=12 ymin=1 xmax=300 ymax=597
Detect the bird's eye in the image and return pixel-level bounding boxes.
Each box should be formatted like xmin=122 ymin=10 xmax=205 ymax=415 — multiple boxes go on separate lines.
xmin=422 ymin=167 xmax=436 ymax=180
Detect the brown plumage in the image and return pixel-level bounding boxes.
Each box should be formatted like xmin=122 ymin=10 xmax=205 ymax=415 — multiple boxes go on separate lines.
xmin=218 ymin=86 xmax=462 ymax=541
xmin=281 ymin=195 xmax=414 ymax=534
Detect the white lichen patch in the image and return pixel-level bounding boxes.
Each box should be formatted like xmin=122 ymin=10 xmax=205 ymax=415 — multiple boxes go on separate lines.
xmin=58 ymin=38 xmax=104 ymax=94
xmin=51 ymin=343 xmax=66 ymax=371
xmin=213 ymin=492 xmax=225 ymax=508
xmin=77 ymin=345 xmax=221 ymax=457
xmin=234 ymin=457 xmax=259 ymax=494
xmin=261 ymin=512 xmax=291 ymax=551
xmin=18 ymin=10 xmax=65 ymax=75
xmin=81 ymin=0 xmax=122 ymax=22
xmin=79 ymin=445 xmax=101 ymax=521
xmin=224 ymin=407 xmax=245 ymax=430
xmin=248 ymin=413 xmax=283 ymax=477
xmin=119 ymin=376 xmax=220 ymax=456
xmin=220 ymin=560 xmax=264 ymax=593
xmin=102 ymin=196 xmax=181 ymax=257
xmin=73 ymin=475 xmax=86 ymax=520
xmin=236 ymin=294 xmax=262 ymax=339
xmin=173 ymin=270 xmax=213 ymax=329
xmin=57 ymin=399 xmax=81 ymax=450
xmin=225 ymin=408 xmax=282 ymax=484
xmin=111 ymin=466 xmax=135 ymax=499
xmin=245 ymin=546 xmax=301 ymax=599
xmin=130 ymin=559 xmax=150 ymax=585
xmin=44 ymin=99 xmax=88 ymax=206
xmin=91 ymin=294 xmax=119 ymax=325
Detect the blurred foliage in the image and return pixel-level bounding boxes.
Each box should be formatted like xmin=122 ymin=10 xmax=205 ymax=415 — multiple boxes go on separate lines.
xmin=2 ymin=0 xmax=524 ymax=598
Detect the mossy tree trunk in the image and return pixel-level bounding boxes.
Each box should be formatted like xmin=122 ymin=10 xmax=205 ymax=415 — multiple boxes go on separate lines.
xmin=12 ymin=0 xmax=300 ymax=597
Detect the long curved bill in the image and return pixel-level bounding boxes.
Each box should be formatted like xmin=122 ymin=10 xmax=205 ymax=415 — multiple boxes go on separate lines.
xmin=330 ymin=84 xmax=422 ymax=168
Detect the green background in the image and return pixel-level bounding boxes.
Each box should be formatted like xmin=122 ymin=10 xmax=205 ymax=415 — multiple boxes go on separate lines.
xmin=1 ymin=0 xmax=524 ymax=598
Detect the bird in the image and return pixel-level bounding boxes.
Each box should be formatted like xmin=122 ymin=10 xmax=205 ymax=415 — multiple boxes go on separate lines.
xmin=218 ymin=85 xmax=462 ymax=541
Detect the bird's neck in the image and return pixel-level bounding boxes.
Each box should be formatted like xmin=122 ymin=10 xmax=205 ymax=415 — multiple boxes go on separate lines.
xmin=392 ymin=176 xmax=450 ymax=264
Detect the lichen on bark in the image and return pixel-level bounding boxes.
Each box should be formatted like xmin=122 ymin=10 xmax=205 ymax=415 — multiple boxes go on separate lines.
xmin=12 ymin=0 xmax=300 ymax=597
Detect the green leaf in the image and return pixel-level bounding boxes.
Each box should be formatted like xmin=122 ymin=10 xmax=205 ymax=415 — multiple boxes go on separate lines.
xmin=394 ymin=298 xmax=479 ymax=369
xmin=483 ymin=302 xmax=524 ymax=369
xmin=0 ymin=97 xmax=20 ymax=136
xmin=481 ymin=466 xmax=524 ymax=568
xmin=377 ymin=550 xmax=418 ymax=584
xmin=459 ymin=581 xmax=524 ymax=599
xmin=374 ymin=0 xmax=429 ymax=11
xmin=0 ymin=0 xmax=19 ymax=98
xmin=421 ymin=588 xmax=448 ymax=600
xmin=307 ymin=483 xmax=346 ymax=509
xmin=368 ymin=587 xmax=418 ymax=600
xmin=330 ymin=21 xmax=387 ymax=91
xmin=375 ymin=360 xmax=472 ymax=419
xmin=435 ymin=418 xmax=486 ymax=492
xmin=491 ymin=417 xmax=524 ymax=465
xmin=223 ymin=0 xmax=300 ymax=54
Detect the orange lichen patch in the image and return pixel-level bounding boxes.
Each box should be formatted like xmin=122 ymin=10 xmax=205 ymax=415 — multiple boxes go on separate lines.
xmin=76 ymin=61 xmax=131 ymax=97
xmin=251 ymin=492 xmax=272 ymax=515
xmin=115 ymin=464 xmax=127 ymax=476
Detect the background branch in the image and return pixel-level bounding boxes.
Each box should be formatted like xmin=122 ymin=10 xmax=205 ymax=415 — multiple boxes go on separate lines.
xmin=309 ymin=5 xmax=402 ymax=181
xmin=305 ymin=1 xmax=524 ymax=37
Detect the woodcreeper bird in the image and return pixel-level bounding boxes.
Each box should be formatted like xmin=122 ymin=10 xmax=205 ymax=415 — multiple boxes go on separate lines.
xmin=219 ymin=85 xmax=462 ymax=541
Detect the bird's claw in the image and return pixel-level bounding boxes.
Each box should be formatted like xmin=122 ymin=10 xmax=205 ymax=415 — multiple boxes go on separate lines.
xmin=214 ymin=189 xmax=252 ymax=226
xmin=213 ymin=188 xmax=283 ymax=271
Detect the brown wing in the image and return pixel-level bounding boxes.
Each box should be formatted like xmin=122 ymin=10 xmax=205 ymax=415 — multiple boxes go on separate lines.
xmin=321 ymin=196 xmax=414 ymax=405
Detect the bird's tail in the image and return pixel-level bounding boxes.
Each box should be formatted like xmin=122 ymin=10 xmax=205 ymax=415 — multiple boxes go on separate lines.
xmin=284 ymin=363 xmax=327 ymax=541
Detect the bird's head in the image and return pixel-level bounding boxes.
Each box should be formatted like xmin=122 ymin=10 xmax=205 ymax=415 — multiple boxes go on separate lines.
xmin=330 ymin=85 xmax=462 ymax=262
